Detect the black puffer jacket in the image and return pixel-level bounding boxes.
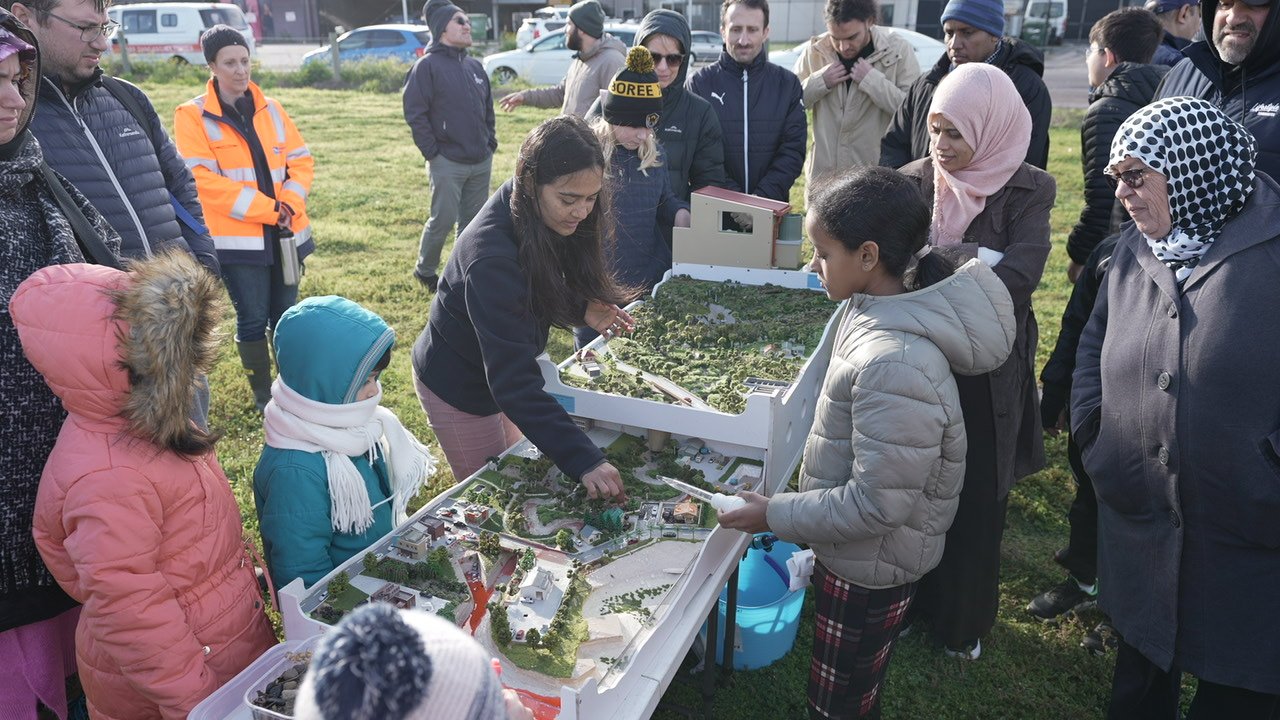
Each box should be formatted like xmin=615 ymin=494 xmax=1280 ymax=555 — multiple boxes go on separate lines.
xmin=1155 ymin=0 xmax=1280 ymax=180
xmin=1040 ymin=233 xmax=1116 ymax=426
xmin=686 ymin=46 xmax=805 ymax=201
xmin=1151 ymin=31 xmax=1190 ymax=68
xmin=1066 ymin=62 xmax=1167 ymax=265
xmin=30 ymin=68 xmax=218 ymax=272
xmin=879 ymin=38 xmax=1051 ymax=170
xmin=587 ymin=10 xmax=729 ymax=200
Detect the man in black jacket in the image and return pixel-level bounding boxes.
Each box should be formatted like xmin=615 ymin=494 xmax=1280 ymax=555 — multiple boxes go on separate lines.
xmin=1155 ymin=0 xmax=1279 ymax=180
xmin=687 ymin=0 xmax=806 ymax=202
xmin=1064 ymin=7 xmax=1166 ymax=281
xmin=1147 ymin=0 xmax=1201 ymax=67
xmin=404 ymin=0 xmax=497 ymax=292
xmin=879 ymin=0 xmax=1052 ymax=170
xmin=9 ymin=0 xmax=219 ymax=426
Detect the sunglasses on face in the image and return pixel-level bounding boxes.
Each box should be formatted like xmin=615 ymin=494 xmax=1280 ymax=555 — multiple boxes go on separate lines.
xmin=651 ymin=53 xmax=684 ymax=66
xmin=454 ymin=16 xmax=471 ymax=25
xmin=1104 ymin=167 xmax=1148 ymax=190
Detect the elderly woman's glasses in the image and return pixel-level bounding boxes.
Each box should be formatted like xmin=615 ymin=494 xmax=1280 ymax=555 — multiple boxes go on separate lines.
xmin=46 ymin=12 xmax=119 ymax=43
xmin=651 ymin=53 xmax=684 ymax=66
xmin=1104 ymin=167 xmax=1148 ymax=190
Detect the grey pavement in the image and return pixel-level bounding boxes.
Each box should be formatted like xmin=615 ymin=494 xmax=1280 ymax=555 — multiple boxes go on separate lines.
xmin=1043 ymin=42 xmax=1091 ymax=110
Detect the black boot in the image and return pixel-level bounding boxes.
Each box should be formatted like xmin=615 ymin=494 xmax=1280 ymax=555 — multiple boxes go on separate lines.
xmin=237 ymin=339 xmax=273 ymax=412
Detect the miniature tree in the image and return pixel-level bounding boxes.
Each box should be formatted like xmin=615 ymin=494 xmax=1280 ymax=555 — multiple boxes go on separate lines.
xmin=430 ymin=546 xmax=450 ymax=568
xmin=525 ymin=627 xmax=541 ymax=649
xmin=489 ymin=602 xmax=512 ymax=647
xmin=555 ymin=529 xmax=575 ymax=552
xmin=519 ymin=548 xmax=536 ymax=572
xmin=329 ymin=570 xmax=350 ymax=596
xmin=507 ymin=511 xmax=528 ymax=534
xmin=362 ymin=552 xmax=379 ymax=573
xmin=478 ymin=532 xmax=501 ymax=559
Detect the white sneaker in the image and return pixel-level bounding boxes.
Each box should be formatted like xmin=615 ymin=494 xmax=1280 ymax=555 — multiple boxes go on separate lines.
xmin=943 ymin=639 xmax=982 ymax=661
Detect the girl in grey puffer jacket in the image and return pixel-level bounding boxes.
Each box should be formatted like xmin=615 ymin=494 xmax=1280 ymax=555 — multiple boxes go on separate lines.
xmin=719 ymin=166 xmax=1015 ymax=719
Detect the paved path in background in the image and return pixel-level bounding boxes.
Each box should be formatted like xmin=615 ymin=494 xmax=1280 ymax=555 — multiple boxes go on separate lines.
xmin=1043 ymin=42 xmax=1091 ymax=110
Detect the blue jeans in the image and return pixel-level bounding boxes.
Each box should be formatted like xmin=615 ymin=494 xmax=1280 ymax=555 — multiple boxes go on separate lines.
xmin=221 ymin=262 xmax=299 ymax=342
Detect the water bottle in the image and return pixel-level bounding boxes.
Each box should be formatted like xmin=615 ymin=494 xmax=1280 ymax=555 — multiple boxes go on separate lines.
xmin=278 ymin=227 xmax=300 ymax=286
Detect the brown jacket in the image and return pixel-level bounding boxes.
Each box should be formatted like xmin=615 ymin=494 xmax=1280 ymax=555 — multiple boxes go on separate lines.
xmin=796 ymin=26 xmax=919 ymax=189
xmin=901 ymin=158 xmax=1055 ymax=497
xmin=522 ymin=33 xmax=627 ymax=118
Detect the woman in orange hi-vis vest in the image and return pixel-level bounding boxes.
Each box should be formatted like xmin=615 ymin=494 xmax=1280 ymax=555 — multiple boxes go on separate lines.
xmin=175 ymin=25 xmax=314 ymax=412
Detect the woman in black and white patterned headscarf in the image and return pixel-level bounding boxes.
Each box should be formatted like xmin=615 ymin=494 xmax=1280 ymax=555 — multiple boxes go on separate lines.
xmin=1108 ymin=96 xmax=1258 ymax=283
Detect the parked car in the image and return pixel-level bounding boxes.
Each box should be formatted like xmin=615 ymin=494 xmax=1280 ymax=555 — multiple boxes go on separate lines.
xmin=520 ymin=597 xmax=534 ymax=604
xmin=515 ymin=5 xmax=571 ymax=48
xmin=302 ymin=24 xmax=431 ymax=66
xmin=688 ymin=30 xmax=723 ymax=63
xmin=107 ymin=2 xmax=253 ymax=66
xmin=768 ymin=27 xmax=945 ymax=76
xmin=515 ymin=628 xmax=526 ymax=641
xmin=484 ymin=25 xmax=637 ymax=85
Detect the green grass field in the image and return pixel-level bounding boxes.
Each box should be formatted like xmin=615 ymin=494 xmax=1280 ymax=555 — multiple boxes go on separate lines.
xmin=136 ymin=80 xmax=1117 ymax=717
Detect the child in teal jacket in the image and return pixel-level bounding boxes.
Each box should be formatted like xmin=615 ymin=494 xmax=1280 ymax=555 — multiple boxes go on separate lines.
xmin=254 ymin=296 xmax=435 ymax=588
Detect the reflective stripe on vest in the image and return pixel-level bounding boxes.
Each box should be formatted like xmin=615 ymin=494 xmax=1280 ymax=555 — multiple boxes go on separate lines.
xmin=266 ymin=102 xmax=286 ymax=144
xmin=287 ymin=147 xmax=311 ymax=161
xmin=202 ymin=116 xmax=223 ymax=141
xmin=283 ymin=180 xmax=307 ymax=201
xmin=185 ymin=157 xmax=218 ymax=173
xmin=230 ymin=186 xmax=257 ymax=220
xmin=212 ymin=234 xmax=264 ymax=251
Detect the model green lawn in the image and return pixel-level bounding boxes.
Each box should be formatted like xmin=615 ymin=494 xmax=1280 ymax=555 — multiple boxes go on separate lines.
xmin=137 ymin=80 xmax=1134 ymax=716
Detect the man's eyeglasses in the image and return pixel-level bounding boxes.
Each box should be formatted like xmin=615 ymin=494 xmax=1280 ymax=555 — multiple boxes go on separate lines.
xmin=651 ymin=52 xmax=684 ymax=66
xmin=46 ymin=12 xmax=119 ymax=43
xmin=1104 ymin=167 xmax=1148 ymax=190
xmin=453 ymin=16 xmax=471 ymax=25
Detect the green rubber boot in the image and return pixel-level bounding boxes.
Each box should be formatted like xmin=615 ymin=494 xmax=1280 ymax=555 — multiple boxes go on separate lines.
xmin=237 ymin=339 xmax=273 ymax=412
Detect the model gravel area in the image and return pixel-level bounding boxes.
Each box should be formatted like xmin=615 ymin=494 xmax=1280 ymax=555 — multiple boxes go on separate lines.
xmin=564 ymin=278 xmax=834 ymax=414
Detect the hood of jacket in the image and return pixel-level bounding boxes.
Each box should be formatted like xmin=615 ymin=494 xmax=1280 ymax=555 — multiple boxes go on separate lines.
xmin=581 ymin=32 xmax=627 ymax=62
xmin=635 ymin=10 xmax=693 ymax=96
xmin=274 ymin=295 xmax=395 ymax=405
xmin=843 ymin=259 xmax=1016 ymax=376
xmin=0 ymin=7 xmax=39 ymax=159
xmin=1195 ymin=0 xmax=1280 ymax=77
xmin=1090 ymin=61 xmax=1168 ymax=104
xmin=9 ymin=253 xmax=223 ymax=446
xmin=922 ymin=36 xmax=1043 ymax=86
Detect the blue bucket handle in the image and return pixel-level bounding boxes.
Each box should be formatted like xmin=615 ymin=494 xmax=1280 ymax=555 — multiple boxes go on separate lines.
xmin=752 ymin=533 xmax=792 ymax=588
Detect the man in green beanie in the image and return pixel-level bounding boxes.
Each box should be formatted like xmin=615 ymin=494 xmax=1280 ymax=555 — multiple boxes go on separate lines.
xmin=499 ymin=0 xmax=625 ymax=117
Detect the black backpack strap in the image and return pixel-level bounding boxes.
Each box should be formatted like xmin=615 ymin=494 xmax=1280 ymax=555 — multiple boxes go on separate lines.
xmin=39 ymin=162 xmax=123 ymax=270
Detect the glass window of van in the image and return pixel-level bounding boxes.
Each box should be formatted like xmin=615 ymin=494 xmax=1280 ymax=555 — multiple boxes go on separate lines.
xmin=200 ymin=8 xmax=249 ymax=30
xmin=161 ymin=13 xmax=177 ymax=28
xmin=123 ymin=9 xmax=157 ymax=34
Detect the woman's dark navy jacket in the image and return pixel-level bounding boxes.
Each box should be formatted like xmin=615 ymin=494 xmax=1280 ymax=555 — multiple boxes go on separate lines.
xmin=412 ymin=181 xmax=606 ymax=480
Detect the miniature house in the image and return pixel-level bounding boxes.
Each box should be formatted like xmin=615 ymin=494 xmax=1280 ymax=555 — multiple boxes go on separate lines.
xmin=370 ymin=583 xmax=416 ymax=610
xmin=395 ymin=526 xmax=431 ymax=560
xmin=465 ymin=506 xmax=491 ymax=524
xmin=674 ymin=500 xmax=700 ymax=525
xmin=672 ymin=187 xmax=803 ymax=270
xmin=520 ymin=568 xmax=554 ymax=601
xmin=422 ymin=517 xmax=448 ymax=541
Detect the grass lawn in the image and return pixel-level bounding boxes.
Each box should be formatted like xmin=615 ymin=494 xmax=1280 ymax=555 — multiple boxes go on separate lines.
xmin=325 ymin=584 xmax=369 ymax=613
xmin=136 ymin=76 xmax=1117 ymax=716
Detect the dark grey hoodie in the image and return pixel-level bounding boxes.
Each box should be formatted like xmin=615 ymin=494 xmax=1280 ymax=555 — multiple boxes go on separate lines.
xmin=587 ymin=10 xmax=729 ymax=199
xmin=403 ymin=32 xmax=497 ymax=165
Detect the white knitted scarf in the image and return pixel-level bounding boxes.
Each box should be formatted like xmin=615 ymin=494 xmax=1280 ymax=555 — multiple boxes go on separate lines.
xmin=263 ymin=378 xmax=435 ymax=535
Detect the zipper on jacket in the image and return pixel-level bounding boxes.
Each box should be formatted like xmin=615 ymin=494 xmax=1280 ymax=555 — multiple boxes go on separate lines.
xmin=49 ymin=80 xmax=154 ymax=257
xmin=742 ymin=69 xmax=749 ymax=194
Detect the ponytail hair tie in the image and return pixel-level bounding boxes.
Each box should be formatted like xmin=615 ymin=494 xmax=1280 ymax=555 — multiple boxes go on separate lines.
xmin=915 ymin=244 xmax=933 ymax=259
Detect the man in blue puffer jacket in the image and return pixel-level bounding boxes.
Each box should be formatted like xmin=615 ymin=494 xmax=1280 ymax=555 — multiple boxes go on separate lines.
xmin=8 ymin=0 xmax=218 ymax=273
xmin=1154 ymin=0 xmax=1279 ymax=180
xmin=687 ymin=0 xmax=806 ymax=202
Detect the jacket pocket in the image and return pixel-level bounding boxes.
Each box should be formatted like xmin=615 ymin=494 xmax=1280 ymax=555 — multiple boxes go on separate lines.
xmin=1084 ymin=410 xmax=1149 ymax=516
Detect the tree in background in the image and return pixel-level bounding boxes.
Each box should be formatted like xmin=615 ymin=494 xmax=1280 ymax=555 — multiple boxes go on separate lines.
xmin=555 ymin=529 xmax=575 ymax=552
xmin=489 ymin=602 xmax=512 ymax=646
xmin=519 ymin=547 xmax=536 ymax=571
xmin=328 ymin=570 xmax=350 ymax=596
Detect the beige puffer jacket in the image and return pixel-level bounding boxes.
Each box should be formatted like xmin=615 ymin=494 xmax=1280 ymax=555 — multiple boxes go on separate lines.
xmin=767 ymin=260 xmax=1015 ymax=588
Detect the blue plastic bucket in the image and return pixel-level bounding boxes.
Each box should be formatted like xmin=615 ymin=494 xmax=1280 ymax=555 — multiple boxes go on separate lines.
xmin=704 ymin=537 xmax=807 ymax=670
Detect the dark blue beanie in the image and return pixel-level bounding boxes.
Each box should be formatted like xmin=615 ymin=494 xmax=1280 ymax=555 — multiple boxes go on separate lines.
xmin=940 ymin=0 xmax=1006 ymax=39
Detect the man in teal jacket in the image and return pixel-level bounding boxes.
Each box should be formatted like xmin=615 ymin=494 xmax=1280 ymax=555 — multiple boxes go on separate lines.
xmin=253 ymin=296 xmax=435 ymax=589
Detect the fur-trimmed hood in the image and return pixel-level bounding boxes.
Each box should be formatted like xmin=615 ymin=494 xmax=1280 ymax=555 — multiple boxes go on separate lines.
xmin=9 ymin=252 xmax=223 ymax=452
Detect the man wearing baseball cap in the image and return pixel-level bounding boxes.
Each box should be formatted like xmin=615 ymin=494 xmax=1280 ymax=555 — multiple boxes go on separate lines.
xmin=1155 ymin=0 xmax=1278 ymax=179
xmin=1145 ymin=0 xmax=1202 ymax=65
xmin=499 ymin=0 xmax=626 ymax=117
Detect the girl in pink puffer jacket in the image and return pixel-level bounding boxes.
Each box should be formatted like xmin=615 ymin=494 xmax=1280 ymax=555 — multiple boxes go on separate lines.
xmin=10 ymin=253 xmax=277 ymax=720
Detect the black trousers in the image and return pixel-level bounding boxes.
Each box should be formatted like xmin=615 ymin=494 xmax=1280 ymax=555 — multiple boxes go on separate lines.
xmin=1057 ymin=432 xmax=1098 ymax=586
xmin=913 ymin=376 xmax=1008 ymax=649
xmin=1109 ymin=639 xmax=1280 ymax=720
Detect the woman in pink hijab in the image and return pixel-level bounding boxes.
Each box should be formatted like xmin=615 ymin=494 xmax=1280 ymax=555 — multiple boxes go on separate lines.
xmin=898 ymin=62 xmax=1055 ymax=661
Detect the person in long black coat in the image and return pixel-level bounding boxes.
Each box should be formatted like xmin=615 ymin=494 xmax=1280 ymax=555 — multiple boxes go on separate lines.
xmin=1073 ymin=96 xmax=1280 ymax=718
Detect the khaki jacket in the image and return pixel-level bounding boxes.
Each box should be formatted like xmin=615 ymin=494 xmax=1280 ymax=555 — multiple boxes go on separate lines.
xmin=523 ymin=33 xmax=627 ymax=117
xmin=767 ymin=261 xmax=1015 ymax=588
xmin=796 ymin=26 xmax=919 ymax=189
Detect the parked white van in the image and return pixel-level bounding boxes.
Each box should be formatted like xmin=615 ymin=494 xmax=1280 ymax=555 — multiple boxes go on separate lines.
xmin=107 ymin=3 xmax=254 ymax=65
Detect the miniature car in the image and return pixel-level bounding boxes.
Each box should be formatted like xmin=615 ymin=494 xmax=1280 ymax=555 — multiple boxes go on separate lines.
xmin=520 ymin=597 xmax=534 ymax=604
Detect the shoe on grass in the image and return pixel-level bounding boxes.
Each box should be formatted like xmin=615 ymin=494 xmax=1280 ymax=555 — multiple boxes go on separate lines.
xmin=413 ymin=269 xmax=438 ymax=293
xmin=1027 ymin=577 xmax=1097 ymax=620
xmin=944 ymin=639 xmax=981 ymax=661
xmin=1082 ymin=620 xmax=1118 ymax=656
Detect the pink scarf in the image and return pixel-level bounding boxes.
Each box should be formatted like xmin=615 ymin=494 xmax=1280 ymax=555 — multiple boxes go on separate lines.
xmin=928 ymin=63 xmax=1032 ymax=246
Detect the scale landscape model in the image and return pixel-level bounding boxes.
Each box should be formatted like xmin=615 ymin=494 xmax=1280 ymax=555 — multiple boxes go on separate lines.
xmin=261 ymin=189 xmax=841 ymax=720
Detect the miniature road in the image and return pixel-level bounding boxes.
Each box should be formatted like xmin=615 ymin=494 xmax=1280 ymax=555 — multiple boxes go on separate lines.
xmin=608 ymin=357 xmax=714 ymax=411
